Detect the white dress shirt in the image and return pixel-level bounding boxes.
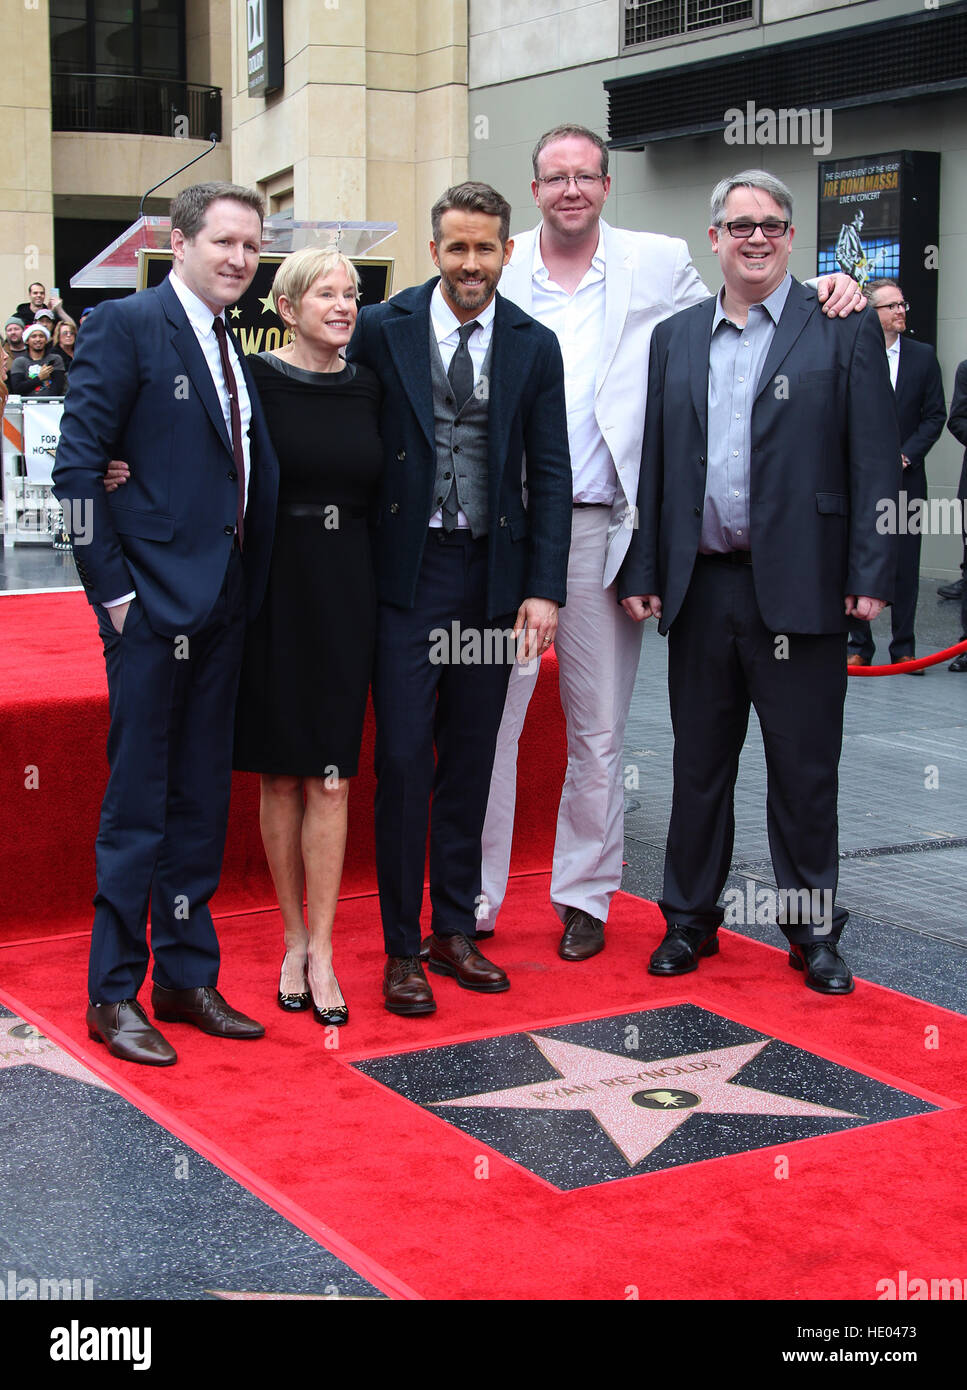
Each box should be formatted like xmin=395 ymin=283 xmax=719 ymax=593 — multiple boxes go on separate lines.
xmin=529 ymin=232 xmax=616 ymax=505
xmin=167 ymin=269 xmax=253 ymax=512
xmin=427 ymin=282 xmax=495 ymax=528
xmin=886 ymin=336 xmax=900 ymax=390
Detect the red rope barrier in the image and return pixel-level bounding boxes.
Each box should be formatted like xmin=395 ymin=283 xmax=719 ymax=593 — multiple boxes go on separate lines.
xmin=847 ymin=638 xmax=967 ymax=675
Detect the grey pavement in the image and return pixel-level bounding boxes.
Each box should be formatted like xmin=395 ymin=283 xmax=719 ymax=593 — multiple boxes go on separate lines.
xmin=621 ymin=584 xmax=967 ymax=1013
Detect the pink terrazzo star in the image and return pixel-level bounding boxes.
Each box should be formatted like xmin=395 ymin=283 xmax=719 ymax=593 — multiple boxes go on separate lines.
xmin=0 ymin=1014 xmax=111 ymax=1091
xmin=432 ymin=1034 xmax=861 ymax=1166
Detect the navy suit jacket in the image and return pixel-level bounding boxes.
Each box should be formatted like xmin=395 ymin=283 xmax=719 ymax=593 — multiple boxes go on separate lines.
xmin=346 ymin=278 xmax=572 ymax=621
xmin=894 ymin=336 xmax=946 ymax=480
xmin=52 ymin=277 xmax=278 ymax=638
xmin=619 ymin=277 xmax=901 ymax=635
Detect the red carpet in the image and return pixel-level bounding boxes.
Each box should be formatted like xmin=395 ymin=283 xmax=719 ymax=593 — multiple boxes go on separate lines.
xmin=2 ymin=882 xmax=964 ymax=1302
xmin=4 ymin=589 xmax=965 ymax=1300
xmin=0 ymin=591 xmax=565 ymax=941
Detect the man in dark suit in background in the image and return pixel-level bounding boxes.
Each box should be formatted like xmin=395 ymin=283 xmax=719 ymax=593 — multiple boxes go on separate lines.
xmin=347 ymin=181 xmax=572 ymax=1016
xmin=619 ymin=169 xmax=900 ymax=995
xmin=947 ymin=359 xmax=967 ymax=672
xmin=848 ymin=280 xmax=946 ymax=670
xmin=53 ymin=182 xmax=279 ymax=1065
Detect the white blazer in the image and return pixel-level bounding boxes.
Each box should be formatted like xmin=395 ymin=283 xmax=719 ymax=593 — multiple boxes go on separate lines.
xmin=499 ymin=219 xmax=711 ymax=586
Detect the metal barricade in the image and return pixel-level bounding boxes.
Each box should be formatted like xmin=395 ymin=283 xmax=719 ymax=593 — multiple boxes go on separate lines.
xmin=1 ymin=396 xmax=67 ymax=548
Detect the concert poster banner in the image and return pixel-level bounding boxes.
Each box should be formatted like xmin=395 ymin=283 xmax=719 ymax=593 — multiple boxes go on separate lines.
xmin=818 ymin=154 xmax=901 ymax=288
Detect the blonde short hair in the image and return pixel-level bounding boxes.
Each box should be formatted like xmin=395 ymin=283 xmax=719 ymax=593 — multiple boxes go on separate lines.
xmin=272 ymin=248 xmax=360 ymax=317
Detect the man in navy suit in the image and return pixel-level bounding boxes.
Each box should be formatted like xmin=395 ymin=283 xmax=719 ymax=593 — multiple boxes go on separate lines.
xmin=53 ymin=182 xmax=279 ymax=1065
xmin=848 ymin=280 xmax=946 ymax=669
xmin=619 ymin=170 xmax=900 ymax=995
xmin=347 ymin=181 xmax=572 ymax=1015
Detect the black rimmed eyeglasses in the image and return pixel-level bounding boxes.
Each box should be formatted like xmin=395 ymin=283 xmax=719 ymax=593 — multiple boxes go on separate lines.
xmin=721 ymin=220 xmax=790 ymax=239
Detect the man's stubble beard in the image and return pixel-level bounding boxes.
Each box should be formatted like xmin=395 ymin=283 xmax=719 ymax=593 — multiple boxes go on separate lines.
xmin=439 ymin=268 xmax=500 ymax=313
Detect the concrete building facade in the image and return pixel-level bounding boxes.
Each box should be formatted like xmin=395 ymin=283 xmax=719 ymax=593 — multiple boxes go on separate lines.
xmin=467 ymin=0 xmax=967 ymax=575
xmin=2 ymin=0 xmax=470 ymax=325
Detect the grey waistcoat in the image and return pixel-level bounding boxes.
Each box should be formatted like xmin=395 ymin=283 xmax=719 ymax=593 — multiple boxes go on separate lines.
xmin=429 ymin=321 xmax=492 ymax=537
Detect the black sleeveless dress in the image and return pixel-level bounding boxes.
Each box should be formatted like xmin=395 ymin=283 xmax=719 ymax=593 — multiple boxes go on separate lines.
xmin=233 ymin=353 xmax=382 ymax=777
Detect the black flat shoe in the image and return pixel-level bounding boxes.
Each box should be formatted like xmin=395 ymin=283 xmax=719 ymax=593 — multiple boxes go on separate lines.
xmin=313 ymin=1002 xmax=349 ymax=1027
xmin=309 ymin=963 xmax=348 ymax=1026
xmin=277 ymin=954 xmax=311 ymax=1012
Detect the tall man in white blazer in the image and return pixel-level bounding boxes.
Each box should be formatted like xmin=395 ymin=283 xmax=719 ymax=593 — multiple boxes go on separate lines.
xmin=480 ymin=125 xmax=863 ymax=963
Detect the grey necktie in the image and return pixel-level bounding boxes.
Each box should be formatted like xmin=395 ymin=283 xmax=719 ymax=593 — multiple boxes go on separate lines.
xmin=442 ymin=320 xmax=480 ymax=532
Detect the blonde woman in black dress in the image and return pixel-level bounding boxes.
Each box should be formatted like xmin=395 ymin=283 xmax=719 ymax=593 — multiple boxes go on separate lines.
xmin=234 ymin=248 xmax=382 ymax=1026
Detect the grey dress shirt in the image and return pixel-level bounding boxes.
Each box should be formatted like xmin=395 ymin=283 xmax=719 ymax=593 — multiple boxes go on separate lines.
xmin=701 ymin=274 xmax=793 ymax=554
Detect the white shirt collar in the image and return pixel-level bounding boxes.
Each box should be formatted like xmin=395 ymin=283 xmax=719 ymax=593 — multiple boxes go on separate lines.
xmin=532 ymin=224 xmax=605 ymax=283
xmin=430 ymin=280 xmax=496 ymax=344
xmin=886 ymin=337 xmax=901 ymax=356
xmin=168 ymin=269 xmax=225 ymax=336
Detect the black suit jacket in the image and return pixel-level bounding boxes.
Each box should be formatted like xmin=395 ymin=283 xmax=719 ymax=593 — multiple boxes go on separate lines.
xmin=346 ymin=278 xmax=572 ymax=621
xmin=894 ymin=336 xmax=946 ymax=478
xmin=619 ymin=277 xmax=901 ymax=635
xmin=52 ymin=277 xmax=279 ymax=637
xmin=947 ymin=359 xmax=967 ymax=502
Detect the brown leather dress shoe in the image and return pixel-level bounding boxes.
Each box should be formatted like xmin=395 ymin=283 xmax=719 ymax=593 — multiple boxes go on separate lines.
xmin=383 ymin=956 xmax=436 ymax=1015
xmin=150 ymin=984 xmax=265 ymax=1038
xmin=558 ymin=907 xmax=605 ymax=961
xmin=846 ymin=654 xmax=867 ymax=667
xmin=427 ymin=933 xmax=509 ymax=992
xmin=86 ymin=999 xmax=177 ymax=1066
xmin=419 ymin=928 xmax=494 ymax=962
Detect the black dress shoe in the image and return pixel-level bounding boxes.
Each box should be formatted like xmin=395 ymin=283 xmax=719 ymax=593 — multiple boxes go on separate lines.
xmin=938 ymin=579 xmax=964 ymax=600
xmin=558 ymin=907 xmax=605 ymax=961
xmin=277 ymin=954 xmax=311 ymax=1012
xmin=151 ymin=984 xmax=265 ymax=1038
xmin=648 ymin=924 xmax=720 ymax=976
xmin=949 ymin=652 xmax=967 ymax=673
xmin=788 ymin=941 xmax=854 ymax=995
xmin=86 ymin=999 xmax=177 ymax=1066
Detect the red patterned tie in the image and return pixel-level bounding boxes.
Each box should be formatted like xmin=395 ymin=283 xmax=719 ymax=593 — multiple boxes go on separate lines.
xmin=212 ymin=315 xmax=246 ymax=550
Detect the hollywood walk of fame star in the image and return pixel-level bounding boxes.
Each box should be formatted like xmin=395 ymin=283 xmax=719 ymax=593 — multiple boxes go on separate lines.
xmin=431 ymin=1034 xmax=862 ymax=1167
xmin=0 ymin=1015 xmax=111 ymax=1091
xmin=230 ymin=306 xmax=242 ymax=320
xmin=257 ymin=290 xmax=277 ymax=317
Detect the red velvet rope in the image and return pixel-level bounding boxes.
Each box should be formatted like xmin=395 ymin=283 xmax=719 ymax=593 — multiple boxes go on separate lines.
xmin=848 ymin=638 xmax=967 ymax=675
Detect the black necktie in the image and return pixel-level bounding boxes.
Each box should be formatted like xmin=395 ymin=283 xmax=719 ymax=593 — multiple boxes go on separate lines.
xmin=212 ymin=316 xmax=246 ymax=550
xmin=443 ymin=320 xmax=479 ymax=532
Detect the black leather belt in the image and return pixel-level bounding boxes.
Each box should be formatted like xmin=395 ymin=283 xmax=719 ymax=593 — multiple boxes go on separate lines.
xmin=428 ymin=526 xmax=484 ymax=544
xmin=572 ymin=502 xmax=611 ymax=509
xmin=698 ymin=550 xmax=753 ymax=566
